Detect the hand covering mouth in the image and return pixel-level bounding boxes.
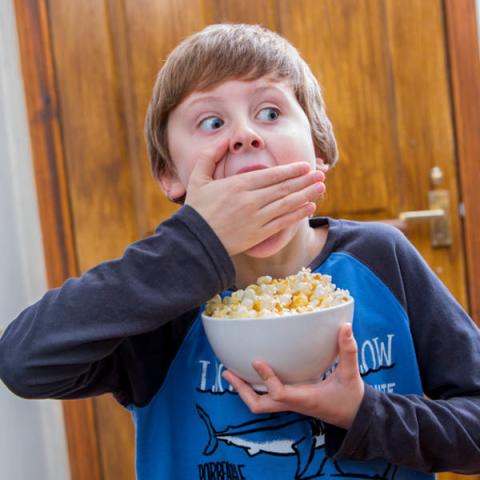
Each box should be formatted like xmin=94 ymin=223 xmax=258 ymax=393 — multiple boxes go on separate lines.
xmin=235 ymin=165 xmax=269 ymax=175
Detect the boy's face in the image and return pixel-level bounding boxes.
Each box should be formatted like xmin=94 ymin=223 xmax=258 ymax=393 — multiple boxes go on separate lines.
xmin=160 ymin=77 xmax=325 ymax=257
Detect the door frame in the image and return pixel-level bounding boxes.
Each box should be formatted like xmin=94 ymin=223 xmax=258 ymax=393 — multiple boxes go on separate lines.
xmin=13 ymin=1 xmax=103 ymax=479
xmin=13 ymin=0 xmax=480 ymax=478
xmin=444 ymin=0 xmax=480 ymax=323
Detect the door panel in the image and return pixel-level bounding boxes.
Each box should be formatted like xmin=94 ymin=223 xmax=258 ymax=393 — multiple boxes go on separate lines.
xmin=281 ymin=0 xmax=395 ymax=216
xmin=48 ymin=1 xmax=139 ymax=478
xmin=384 ymin=0 xmax=467 ymax=307
xmin=33 ymin=1 xmax=473 ymax=478
xmin=280 ymin=0 xmax=467 ymax=306
xmin=120 ymin=0 xmax=208 ymax=234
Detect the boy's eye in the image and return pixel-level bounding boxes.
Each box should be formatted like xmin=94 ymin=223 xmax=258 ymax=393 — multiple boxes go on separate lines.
xmin=199 ymin=116 xmax=224 ymax=131
xmin=257 ymin=107 xmax=280 ymax=122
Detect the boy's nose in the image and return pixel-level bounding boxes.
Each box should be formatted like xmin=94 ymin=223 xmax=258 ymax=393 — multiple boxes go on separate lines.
xmin=230 ymin=127 xmax=265 ymax=153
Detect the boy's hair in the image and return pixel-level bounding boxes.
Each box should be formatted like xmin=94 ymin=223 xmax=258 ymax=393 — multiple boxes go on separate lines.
xmin=145 ymin=23 xmax=338 ymax=178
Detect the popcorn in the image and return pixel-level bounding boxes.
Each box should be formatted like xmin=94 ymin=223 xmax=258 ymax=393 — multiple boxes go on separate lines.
xmin=205 ymin=268 xmax=351 ymax=318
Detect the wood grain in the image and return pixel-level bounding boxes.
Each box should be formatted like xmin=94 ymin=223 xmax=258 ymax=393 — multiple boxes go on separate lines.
xmin=279 ymin=0 xmax=395 ymax=217
xmin=46 ymin=0 xmax=140 ymax=478
xmin=106 ymin=0 xmax=150 ymax=237
xmin=384 ymin=0 xmax=467 ymax=307
xmin=48 ymin=0 xmax=139 ymax=269
xmin=13 ymin=1 xmax=102 ymax=479
xmin=445 ymin=0 xmax=480 ymax=325
xmin=204 ymin=0 xmax=277 ymax=27
xmin=122 ymin=0 xmax=208 ymax=233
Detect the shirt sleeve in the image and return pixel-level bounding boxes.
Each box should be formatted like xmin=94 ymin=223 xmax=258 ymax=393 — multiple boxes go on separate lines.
xmin=325 ymin=224 xmax=480 ymax=474
xmin=0 ymin=205 xmax=235 ymax=404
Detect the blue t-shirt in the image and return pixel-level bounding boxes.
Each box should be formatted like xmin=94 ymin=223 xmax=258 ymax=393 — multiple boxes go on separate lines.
xmin=130 ymin=251 xmax=430 ymax=479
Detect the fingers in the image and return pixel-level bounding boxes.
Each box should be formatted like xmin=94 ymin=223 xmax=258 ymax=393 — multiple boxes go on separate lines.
xmin=223 ymin=363 xmax=313 ymax=415
xmin=260 ymin=181 xmax=325 ymax=222
xmin=223 ymin=330 xmax=363 ymax=424
xmin=189 ymin=140 xmax=229 ymax=184
xmin=223 ymin=370 xmax=286 ymax=414
xmin=253 ymin=361 xmax=317 ymax=411
xmin=255 ymin=170 xmax=325 ymax=208
xmin=222 ymin=371 xmax=258 ymax=406
xmin=260 ymin=201 xmax=317 ymax=237
xmin=240 ymin=162 xmax=314 ymax=190
xmin=337 ymin=323 xmax=359 ymax=380
xmin=251 ymin=361 xmax=286 ymax=401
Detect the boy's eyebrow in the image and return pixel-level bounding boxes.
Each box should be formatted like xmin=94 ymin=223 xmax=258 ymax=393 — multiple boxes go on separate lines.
xmin=183 ymin=84 xmax=290 ymax=110
xmin=252 ymin=85 xmax=289 ymax=98
xmin=183 ymin=95 xmax=223 ymax=110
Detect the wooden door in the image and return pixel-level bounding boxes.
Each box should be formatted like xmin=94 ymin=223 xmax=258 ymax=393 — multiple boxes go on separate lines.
xmin=14 ymin=0 xmax=480 ymax=479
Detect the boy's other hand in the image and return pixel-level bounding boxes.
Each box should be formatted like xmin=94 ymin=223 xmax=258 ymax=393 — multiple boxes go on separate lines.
xmin=222 ymin=323 xmax=364 ymax=430
xmin=185 ymin=142 xmax=326 ymax=256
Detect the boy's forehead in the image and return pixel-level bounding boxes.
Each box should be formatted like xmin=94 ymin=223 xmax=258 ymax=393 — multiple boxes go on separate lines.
xmin=178 ymin=77 xmax=295 ymax=109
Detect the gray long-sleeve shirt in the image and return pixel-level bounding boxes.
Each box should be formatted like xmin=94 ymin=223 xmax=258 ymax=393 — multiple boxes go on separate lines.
xmin=1 ymin=205 xmax=479 ymax=479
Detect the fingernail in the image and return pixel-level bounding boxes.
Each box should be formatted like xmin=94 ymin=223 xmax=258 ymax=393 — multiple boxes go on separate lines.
xmin=257 ymin=370 xmax=268 ymax=381
xmin=252 ymin=361 xmax=265 ymax=378
xmin=346 ymin=323 xmax=353 ymax=337
xmin=314 ymin=182 xmax=325 ymax=193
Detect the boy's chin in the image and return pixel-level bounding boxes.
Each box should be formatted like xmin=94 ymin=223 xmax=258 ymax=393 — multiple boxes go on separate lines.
xmin=244 ymin=229 xmax=293 ymax=259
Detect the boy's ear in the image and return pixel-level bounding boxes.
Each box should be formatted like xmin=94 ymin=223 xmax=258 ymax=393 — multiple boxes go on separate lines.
xmin=157 ymin=173 xmax=187 ymax=201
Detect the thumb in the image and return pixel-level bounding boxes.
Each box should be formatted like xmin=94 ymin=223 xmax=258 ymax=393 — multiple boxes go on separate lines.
xmin=189 ymin=140 xmax=229 ymax=185
xmin=337 ymin=323 xmax=359 ymax=380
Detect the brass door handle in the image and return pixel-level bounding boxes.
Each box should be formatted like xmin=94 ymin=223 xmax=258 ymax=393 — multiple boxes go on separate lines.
xmin=398 ymin=208 xmax=445 ymax=222
xmin=382 ymin=167 xmax=452 ymax=247
xmin=397 ymin=191 xmax=451 ymax=247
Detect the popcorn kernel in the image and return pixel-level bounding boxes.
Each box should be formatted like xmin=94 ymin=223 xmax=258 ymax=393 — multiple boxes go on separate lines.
xmin=206 ymin=268 xmax=351 ymax=319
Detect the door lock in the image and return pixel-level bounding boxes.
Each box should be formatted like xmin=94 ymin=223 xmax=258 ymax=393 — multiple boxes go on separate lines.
xmin=398 ymin=167 xmax=452 ymax=247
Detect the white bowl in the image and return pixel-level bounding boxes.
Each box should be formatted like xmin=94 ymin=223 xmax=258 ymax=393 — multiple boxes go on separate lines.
xmin=202 ymin=298 xmax=354 ymax=391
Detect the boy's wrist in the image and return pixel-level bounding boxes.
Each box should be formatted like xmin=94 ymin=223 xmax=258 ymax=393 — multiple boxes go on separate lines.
xmin=324 ymin=383 xmax=373 ymax=460
xmin=333 ymin=381 xmax=365 ymax=430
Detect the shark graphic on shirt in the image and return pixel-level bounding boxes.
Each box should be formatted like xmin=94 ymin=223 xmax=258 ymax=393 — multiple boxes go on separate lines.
xmin=196 ymin=404 xmax=398 ymax=480
xmin=196 ymin=404 xmax=325 ymax=478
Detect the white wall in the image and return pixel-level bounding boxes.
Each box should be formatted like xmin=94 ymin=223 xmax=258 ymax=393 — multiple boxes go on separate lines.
xmin=0 ymin=1 xmax=71 ymax=479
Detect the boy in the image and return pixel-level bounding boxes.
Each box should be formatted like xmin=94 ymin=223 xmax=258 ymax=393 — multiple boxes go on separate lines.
xmin=1 ymin=23 xmax=480 ymax=480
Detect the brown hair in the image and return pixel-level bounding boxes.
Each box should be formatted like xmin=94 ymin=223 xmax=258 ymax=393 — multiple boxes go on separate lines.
xmin=145 ymin=23 xmax=338 ymax=178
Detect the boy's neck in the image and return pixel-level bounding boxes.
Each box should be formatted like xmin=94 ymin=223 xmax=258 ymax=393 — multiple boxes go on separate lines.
xmin=231 ymin=219 xmax=328 ymax=289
